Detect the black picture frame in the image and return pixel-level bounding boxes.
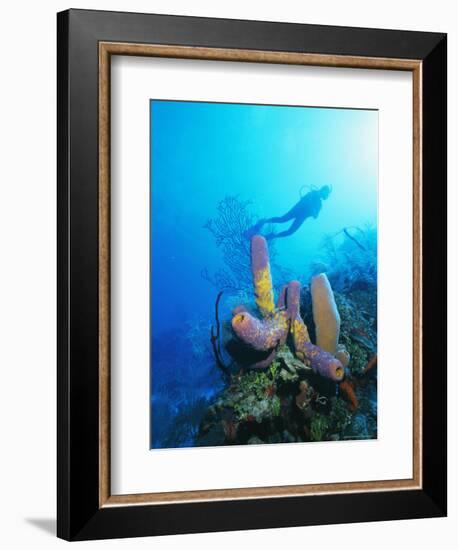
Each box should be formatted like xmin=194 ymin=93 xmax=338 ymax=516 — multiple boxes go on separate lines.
xmin=57 ymin=8 xmax=447 ymax=541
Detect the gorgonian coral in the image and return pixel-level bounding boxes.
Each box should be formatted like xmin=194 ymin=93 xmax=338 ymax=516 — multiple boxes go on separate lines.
xmin=203 ymin=196 xmax=253 ymax=292
xmin=203 ymin=196 xmax=283 ymax=293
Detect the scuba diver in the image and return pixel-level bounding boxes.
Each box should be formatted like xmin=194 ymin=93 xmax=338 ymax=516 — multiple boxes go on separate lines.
xmin=250 ymin=185 xmax=332 ymax=240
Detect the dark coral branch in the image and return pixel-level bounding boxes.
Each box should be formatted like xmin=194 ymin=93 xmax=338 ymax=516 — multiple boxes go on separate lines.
xmin=343 ymin=227 xmax=367 ymax=251
xmin=214 ymin=291 xmax=223 ymax=337
xmin=210 ymin=291 xmax=231 ymax=381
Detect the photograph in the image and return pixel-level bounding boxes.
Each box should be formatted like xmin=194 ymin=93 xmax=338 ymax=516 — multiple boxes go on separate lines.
xmin=150 ymin=99 xmax=379 ymax=449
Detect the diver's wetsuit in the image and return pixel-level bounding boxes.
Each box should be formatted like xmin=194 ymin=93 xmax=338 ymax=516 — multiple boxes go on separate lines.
xmin=257 ymin=188 xmax=328 ymax=240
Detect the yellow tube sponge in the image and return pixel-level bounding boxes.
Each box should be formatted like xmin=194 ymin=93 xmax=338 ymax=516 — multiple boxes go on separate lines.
xmin=311 ymin=273 xmax=340 ymax=354
xmin=251 ymin=236 xmax=275 ymax=318
xmin=292 ymin=318 xmax=311 ymax=362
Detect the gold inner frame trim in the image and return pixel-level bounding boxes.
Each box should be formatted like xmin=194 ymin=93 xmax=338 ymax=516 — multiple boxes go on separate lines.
xmin=98 ymin=41 xmax=423 ymax=508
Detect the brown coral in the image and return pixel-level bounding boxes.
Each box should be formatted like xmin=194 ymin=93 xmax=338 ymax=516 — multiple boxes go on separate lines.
xmin=339 ymin=379 xmax=359 ymax=411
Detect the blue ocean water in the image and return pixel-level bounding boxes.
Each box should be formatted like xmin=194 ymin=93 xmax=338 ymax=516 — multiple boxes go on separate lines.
xmin=150 ymin=100 xmax=378 ymax=449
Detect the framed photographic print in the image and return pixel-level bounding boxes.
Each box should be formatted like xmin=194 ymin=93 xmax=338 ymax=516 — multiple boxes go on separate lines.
xmin=57 ymin=9 xmax=447 ymax=541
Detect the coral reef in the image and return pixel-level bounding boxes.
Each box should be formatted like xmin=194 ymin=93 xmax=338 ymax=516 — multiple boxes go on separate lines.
xmin=334 ymin=291 xmax=376 ymax=376
xmin=195 ymin=336 xmax=376 ymax=447
xmin=196 ymin=288 xmax=377 ymax=447
xmin=173 ymin=220 xmax=377 ymax=449
xmin=192 ymin=233 xmax=377 ymax=447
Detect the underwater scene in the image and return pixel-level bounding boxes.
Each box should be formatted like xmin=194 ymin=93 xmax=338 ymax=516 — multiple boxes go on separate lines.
xmin=150 ymin=100 xmax=378 ymax=449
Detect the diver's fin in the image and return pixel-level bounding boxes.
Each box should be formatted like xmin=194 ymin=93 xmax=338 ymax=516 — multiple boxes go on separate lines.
xmin=244 ymin=219 xmax=266 ymax=240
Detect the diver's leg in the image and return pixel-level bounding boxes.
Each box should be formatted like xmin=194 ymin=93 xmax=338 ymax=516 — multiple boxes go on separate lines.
xmin=265 ymin=204 xmax=299 ymax=224
xmin=251 ymin=218 xmax=267 ymax=231
xmin=243 ymin=217 xmax=267 ymax=239
xmin=268 ymin=216 xmax=304 ymax=239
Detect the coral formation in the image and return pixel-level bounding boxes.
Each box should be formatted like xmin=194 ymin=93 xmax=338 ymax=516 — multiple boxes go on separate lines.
xmin=231 ymin=235 xmax=344 ymax=382
xmin=251 ymin=235 xmax=276 ymax=316
xmin=286 ymin=280 xmax=311 ymax=354
xmin=231 ymin=312 xmax=288 ymax=352
xmin=311 ymin=273 xmax=341 ymax=354
xmin=192 ymin=231 xmax=377 ymax=448
xmin=300 ymin=341 xmax=345 ymax=382
xmin=285 ymin=278 xmax=344 ymax=382
xmin=335 ymin=344 xmax=351 ymax=368
xmin=339 ymin=378 xmax=359 ymax=411
xmin=230 ymin=236 xmax=290 ymax=357
xmin=310 ymin=413 xmax=330 ymax=442
xmin=203 ymin=196 xmax=288 ymax=295
xmin=203 ymin=196 xmax=254 ymax=292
